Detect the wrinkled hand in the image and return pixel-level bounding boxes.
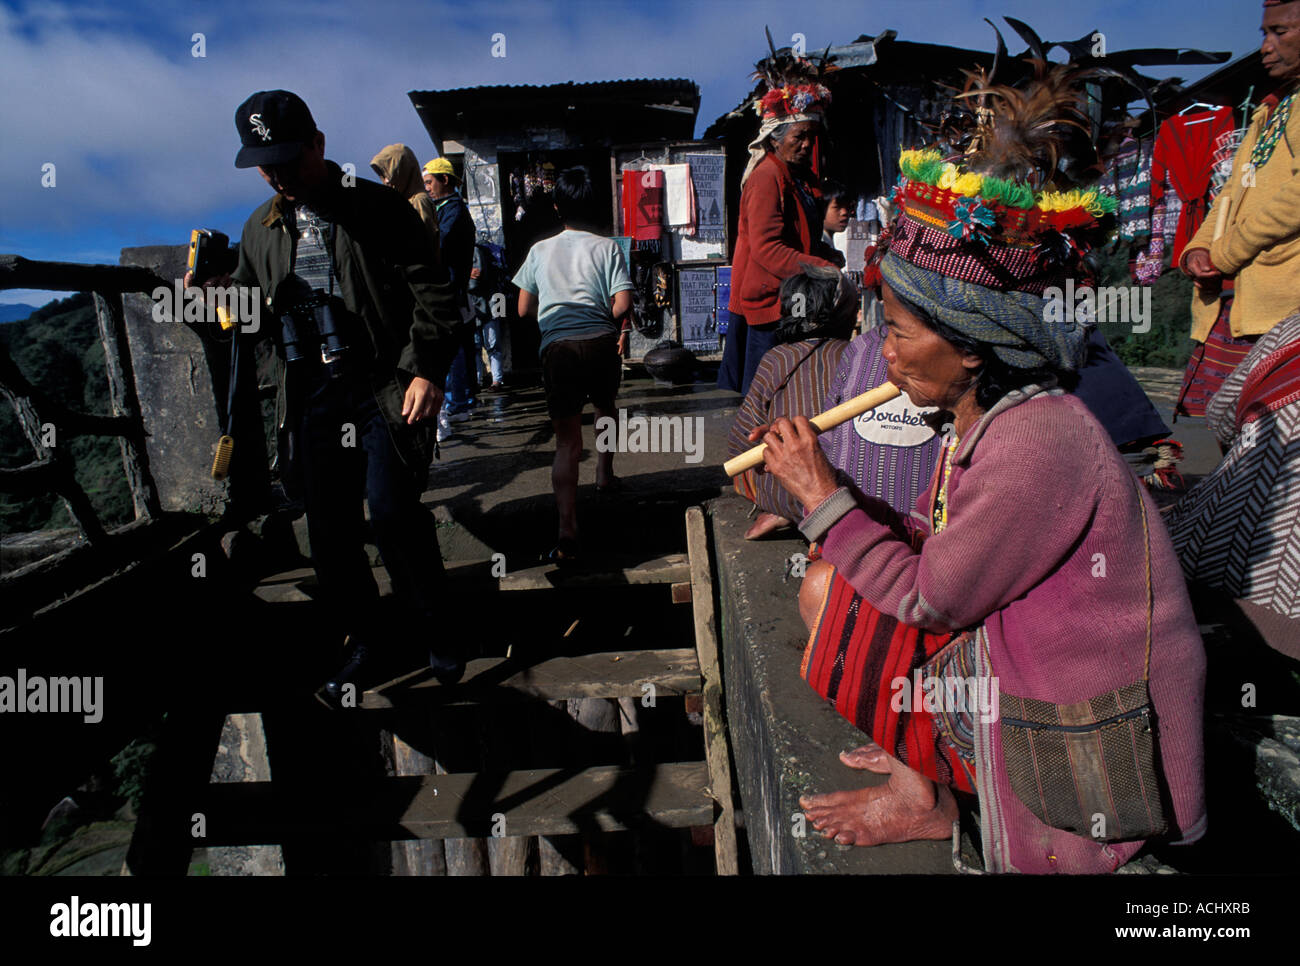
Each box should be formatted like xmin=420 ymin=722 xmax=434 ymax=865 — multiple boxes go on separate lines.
xmin=1183 ymin=249 xmax=1223 ymax=292
xmin=748 ymin=416 xmax=840 ymax=511
xmin=402 ymin=376 xmax=442 ymax=424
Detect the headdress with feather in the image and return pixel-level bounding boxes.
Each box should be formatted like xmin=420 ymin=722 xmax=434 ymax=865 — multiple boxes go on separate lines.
xmin=865 ymin=56 xmax=1118 ymax=297
xmin=751 ymin=26 xmax=834 ymax=120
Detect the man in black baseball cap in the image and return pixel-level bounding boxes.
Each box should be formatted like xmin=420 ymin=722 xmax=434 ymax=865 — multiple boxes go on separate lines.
xmin=216 ymin=89 xmax=467 ymax=701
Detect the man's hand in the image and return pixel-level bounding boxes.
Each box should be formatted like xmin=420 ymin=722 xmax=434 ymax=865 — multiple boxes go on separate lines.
xmin=402 ymin=376 xmax=442 ymax=424
xmin=469 ymin=267 xmax=482 ymax=280
xmin=748 ymin=416 xmax=840 ymax=511
xmin=1182 ymin=248 xmax=1223 ymax=291
xmin=617 ymin=331 xmax=629 ymax=358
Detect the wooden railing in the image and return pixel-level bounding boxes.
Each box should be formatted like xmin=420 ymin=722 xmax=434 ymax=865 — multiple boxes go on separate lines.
xmin=0 ymin=254 xmax=166 ymax=548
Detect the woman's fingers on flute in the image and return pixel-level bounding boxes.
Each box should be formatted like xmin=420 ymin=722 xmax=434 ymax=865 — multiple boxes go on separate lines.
xmin=762 ymin=417 xmax=839 ymax=508
xmin=760 ymin=418 xmax=796 ymax=462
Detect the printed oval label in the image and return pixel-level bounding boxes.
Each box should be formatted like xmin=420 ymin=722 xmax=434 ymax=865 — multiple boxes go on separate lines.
xmin=852 ymin=393 xmax=938 ymax=447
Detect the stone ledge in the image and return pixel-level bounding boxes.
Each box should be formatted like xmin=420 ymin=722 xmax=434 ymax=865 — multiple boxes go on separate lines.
xmin=709 ymin=494 xmax=953 ymax=874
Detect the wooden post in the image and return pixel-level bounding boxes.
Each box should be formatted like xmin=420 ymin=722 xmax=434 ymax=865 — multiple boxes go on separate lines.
xmin=92 ymin=291 xmax=161 ymax=520
xmin=432 ymin=708 xmax=490 ymax=876
xmin=685 ymin=505 xmax=741 ymax=875
xmin=537 ymin=699 xmax=582 ymax=876
xmin=124 ymin=709 xmax=229 ymax=876
xmin=567 ymin=696 xmax=622 ymax=874
xmin=387 ymin=711 xmax=447 ymax=876
xmin=481 ymin=703 xmax=531 ymax=876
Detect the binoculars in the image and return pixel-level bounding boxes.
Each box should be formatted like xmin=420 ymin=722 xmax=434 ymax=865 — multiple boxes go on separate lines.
xmin=280 ymin=291 xmax=350 ymax=376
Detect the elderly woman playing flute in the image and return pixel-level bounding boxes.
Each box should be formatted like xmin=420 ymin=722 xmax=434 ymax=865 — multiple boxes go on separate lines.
xmin=748 ymin=130 xmax=1208 ymax=873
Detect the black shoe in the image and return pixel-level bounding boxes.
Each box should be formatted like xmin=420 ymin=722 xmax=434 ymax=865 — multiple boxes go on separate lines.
xmin=543 ymin=537 xmax=580 ymax=569
xmin=429 ymin=649 xmax=465 ymax=686
xmin=322 ymin=640 xmax=376 ymax=706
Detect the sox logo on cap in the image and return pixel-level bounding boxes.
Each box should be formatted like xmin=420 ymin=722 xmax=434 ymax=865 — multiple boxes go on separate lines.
xmin=249 ymin=114 xmax=271 ymax=141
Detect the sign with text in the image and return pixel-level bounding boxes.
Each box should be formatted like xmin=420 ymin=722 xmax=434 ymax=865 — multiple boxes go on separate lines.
xmin=678 ymin=268 xmax=717 ymax=352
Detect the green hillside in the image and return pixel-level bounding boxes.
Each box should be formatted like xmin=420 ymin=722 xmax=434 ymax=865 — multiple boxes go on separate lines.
xmin=1094 ymin=246 xmax=1196 ymax=370
xmin=0 ymin=294 xmax=133 ymax=534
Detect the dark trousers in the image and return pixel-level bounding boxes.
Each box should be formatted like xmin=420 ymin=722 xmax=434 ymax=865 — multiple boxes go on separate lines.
xmin=444 ymin=321 xmax=479 ymax=413
xmin=297 ymin=367 xmax=445 ymax=646
xmin=717 ymin=317 xmax=778 ymax=396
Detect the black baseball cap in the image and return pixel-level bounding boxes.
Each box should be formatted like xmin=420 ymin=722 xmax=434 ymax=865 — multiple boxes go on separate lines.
xmin=234 ymin=90 xmax=317 ymax=169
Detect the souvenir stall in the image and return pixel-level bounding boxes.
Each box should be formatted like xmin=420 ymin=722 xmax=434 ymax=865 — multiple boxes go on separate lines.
xmin=407 ymin=79 xmax=701 ymax=375
xmin=612 ymin=141 xmax=730 ymax=363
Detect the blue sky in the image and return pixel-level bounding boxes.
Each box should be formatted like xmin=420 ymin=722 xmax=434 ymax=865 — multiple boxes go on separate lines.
xmin=0 ymin=0 xmax=1266 ymax=306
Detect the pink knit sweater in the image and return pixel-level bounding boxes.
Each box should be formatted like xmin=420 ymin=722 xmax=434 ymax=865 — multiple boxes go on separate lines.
xmin=804 ymin=387 xmax=1207 ymax=873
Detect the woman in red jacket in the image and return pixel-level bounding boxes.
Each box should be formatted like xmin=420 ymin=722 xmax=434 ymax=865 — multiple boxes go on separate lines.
xmin=718 ymin=70 xmax=837 ymax=395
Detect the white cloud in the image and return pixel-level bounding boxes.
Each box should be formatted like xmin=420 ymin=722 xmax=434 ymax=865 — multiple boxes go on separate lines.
xmin=0 ymin=0 xmax=1263 ymax=261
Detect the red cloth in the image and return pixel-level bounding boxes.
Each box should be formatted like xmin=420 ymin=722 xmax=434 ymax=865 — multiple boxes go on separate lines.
xmin=801 ymin=571 xmax=977 ymax=794
xmin=621 ymin=169 xmax=663 ymax=241
xmin=1150 ymin=107 xmax=1235 ymax=265
xmin=727 ymin=153 xmax=833 ymax=325
xmin=1175 ymin=292 xmax=1256 ymax=420
xmin=1238 ymin=334 xmax=1300 ymax=430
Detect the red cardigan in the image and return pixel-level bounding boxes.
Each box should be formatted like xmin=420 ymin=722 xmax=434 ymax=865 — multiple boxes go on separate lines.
xmin=728 ymin=153 xmax=833 ymax=325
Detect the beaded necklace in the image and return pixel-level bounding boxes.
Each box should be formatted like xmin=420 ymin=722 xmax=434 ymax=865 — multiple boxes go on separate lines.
xmin=1248 ymin=91 xmax=1296 ymax=172
xmin=932 ymin=434 xmax=959 ymax=534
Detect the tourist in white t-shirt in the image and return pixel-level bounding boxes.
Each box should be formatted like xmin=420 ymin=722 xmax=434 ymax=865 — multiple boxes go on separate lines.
xmin=514 ymin=167 xmax=634 ymax=565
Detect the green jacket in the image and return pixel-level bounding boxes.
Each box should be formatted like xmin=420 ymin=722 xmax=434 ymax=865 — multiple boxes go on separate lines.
xmin=231 ymin=160 xmax=461 ymax=474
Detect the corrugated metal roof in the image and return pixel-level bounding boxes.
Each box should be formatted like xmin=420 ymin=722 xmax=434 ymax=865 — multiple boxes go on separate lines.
xmin=409 ymin=78 xmax=701 ymax=149
xmin=410 ymin=78 xmax=698 ymax=100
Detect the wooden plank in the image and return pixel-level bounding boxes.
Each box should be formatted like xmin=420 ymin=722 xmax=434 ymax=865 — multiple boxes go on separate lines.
xmin=0 ymin=253 xmax=166 ymax=295
xmin=252 ymin=560 xmax=494 ymax=602
xmin=498 ymin=553 xmax=689 ymax=591
xmin=685 ymin=505 xmax=740 ymax=875
xmin=194 ymin=761 xmax=712 ymax=843
xmin=362 ymin=648 xmax=701 ymax=708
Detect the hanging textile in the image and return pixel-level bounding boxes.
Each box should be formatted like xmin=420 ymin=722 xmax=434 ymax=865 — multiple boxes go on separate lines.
xmin=1210 ymin=127 xmax=1247 ymax=203
xmin=1150 ymin=107 xmax=1235 ymax=265
xmin=651 ymin=163 xmax=697 ymax=236
xmin=1107 ymin=136 xmax=1153 ymax=243
xmin=620 ymin=167 xmax=664 ymax=243
xmin=1134 ymin=189 xmax=1167 ymax=287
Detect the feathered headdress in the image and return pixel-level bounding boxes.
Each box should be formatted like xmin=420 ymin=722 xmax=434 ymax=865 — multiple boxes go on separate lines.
xmin=865 ymin=57 xmax=1117 ymax=296
xmin=751 ymin=27 xmax=834 ymax=121
xmin=954 ymin=59 xmax=1098 ymax=187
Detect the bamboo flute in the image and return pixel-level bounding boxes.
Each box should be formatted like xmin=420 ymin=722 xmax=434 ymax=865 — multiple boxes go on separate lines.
xmin=723 ymin=382 xmax=902 ymax=477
